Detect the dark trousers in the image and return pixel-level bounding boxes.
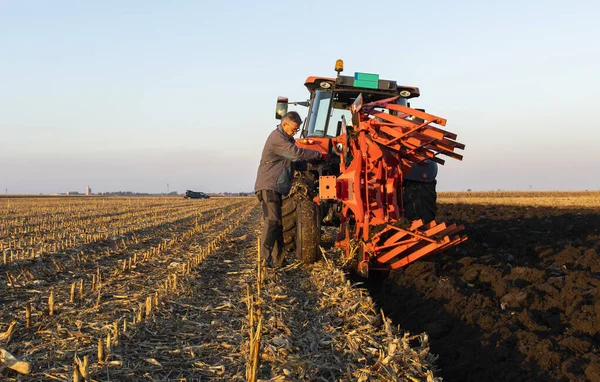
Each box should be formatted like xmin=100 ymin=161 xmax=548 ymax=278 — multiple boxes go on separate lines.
xmin=257 ymin=189 xmax=285 ymax=267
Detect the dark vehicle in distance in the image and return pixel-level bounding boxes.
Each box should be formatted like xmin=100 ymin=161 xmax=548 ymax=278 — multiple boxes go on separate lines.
xmin=184 ymin=190 xmax=210 ymax=199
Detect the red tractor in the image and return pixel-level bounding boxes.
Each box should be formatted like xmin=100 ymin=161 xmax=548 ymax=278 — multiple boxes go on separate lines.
xmin=277 ymin=60 xmax=466 ymax=277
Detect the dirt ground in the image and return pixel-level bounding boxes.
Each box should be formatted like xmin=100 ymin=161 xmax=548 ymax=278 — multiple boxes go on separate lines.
xmin=370 ymin=201 xmax=600 ymax=382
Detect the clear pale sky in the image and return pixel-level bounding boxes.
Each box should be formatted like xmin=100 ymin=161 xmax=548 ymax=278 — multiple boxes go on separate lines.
xmin=1 ymin=0 xmax=599 ymax=194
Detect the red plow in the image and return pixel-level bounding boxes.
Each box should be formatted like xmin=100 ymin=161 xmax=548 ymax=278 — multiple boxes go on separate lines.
xmin=319 ymin=94 xmax=467 ymax=276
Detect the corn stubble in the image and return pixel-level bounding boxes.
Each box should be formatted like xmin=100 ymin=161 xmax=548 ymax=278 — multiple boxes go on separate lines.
xmin=0 ymin=195 xmax=442 ymax=380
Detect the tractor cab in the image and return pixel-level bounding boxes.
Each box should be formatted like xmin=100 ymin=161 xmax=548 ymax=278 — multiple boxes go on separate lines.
xmin=300 ymin=75 xmax=420 ymax=139
xmin=274 ymin=60 xmax=437 ymax=182
xmin=275 ymin=60 xmax=420 ymax=140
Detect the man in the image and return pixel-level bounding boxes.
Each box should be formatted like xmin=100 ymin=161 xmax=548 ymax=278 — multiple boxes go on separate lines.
xmin=254 ymin=111 xmax=324 ymax=267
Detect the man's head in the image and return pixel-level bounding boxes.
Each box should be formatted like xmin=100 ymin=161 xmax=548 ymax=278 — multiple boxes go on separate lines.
xmin=281 ymin=111 xmax=302 ymax=137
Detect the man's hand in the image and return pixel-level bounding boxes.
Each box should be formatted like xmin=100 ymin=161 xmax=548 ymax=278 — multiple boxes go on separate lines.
xmin=310 ymin=152 xmax=330 ymax=165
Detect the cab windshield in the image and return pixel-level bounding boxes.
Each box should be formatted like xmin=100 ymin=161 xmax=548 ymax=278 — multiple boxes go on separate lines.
xmin=304 ymin=89 xmax=409 ymax=138
xmin=305 ymin=89 xmax=352 ymax=137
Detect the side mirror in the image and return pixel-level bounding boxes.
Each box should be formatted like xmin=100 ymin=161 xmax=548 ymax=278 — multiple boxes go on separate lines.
xmin=275 ymin=97 xmax=288 ymax=119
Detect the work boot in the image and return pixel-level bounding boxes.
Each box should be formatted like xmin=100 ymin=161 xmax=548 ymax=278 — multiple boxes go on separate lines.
xmin=278 ymin=258 xmax=290 ymax=269
xmin=271 ymin=242 xmax=285 ymax=268
xmin=273 ymin=254 xmax=289 ymax=269
xmin=262 ymin=257 xmax=273 ymax=268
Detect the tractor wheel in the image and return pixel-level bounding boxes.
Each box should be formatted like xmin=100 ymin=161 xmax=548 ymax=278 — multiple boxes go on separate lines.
xmin=296 ymin=199 xmax=320 ymax=264
xmin=282 ymin=195 xmax=297 ymax=252
xmin=402 ymin=179 xmax=437 ymax=223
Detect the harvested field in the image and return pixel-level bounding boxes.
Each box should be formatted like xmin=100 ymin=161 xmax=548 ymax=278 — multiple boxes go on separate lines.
xmin=4 ymin=193 xmax=598 ymax=381
xmin=0 ymin=197 xmax=438 ymax=381
xmin=0 ymin=196 xmax=256 ymax=380
xmin=371 ymin=192 xmax=600 ymax=381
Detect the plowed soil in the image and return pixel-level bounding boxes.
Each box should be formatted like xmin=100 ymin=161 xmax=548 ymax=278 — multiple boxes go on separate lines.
xmin=371 ymin=201 xmax=600 ymax=381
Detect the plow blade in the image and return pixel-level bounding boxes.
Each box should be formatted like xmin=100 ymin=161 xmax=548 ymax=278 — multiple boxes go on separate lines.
xmin=371 ymin=220 xmax=467 ymax=269
xmin=360 ymin=99 xmax=465 ymax=171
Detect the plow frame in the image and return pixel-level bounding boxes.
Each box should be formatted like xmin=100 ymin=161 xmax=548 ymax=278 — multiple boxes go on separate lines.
xmin=319 ymin=94 xmax=467 ymax=274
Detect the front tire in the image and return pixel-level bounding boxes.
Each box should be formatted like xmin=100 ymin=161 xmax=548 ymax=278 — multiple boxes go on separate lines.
xmin=296 ymin=199 xmax=320 ymax=264
xmin=282 ymin=195 xmax=297 ymax=252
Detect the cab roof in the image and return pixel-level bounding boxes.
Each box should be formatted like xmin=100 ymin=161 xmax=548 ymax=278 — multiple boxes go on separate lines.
xmin=304 ymin=76 xmax=420 ymax=99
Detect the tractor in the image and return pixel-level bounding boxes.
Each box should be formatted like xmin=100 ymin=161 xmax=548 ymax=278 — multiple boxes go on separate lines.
xmin=276 ymin=60 xmax=466 ymax=278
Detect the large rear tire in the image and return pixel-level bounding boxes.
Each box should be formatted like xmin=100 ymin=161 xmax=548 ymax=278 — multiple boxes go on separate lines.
xmin=296 ymin=199 xmax=320 ymax=264
xmin=282 ymin=195 xmax=297 ymax=252
xmin=402 ymin=180 xmax=437 ymax=223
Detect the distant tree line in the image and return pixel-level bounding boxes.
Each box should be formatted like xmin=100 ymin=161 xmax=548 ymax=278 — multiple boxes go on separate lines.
xmin=77 ymin=191 xmax=253 ymax=197
xmin=98 ymin=191 xmax=181 ymax=196
xmin=221 ymin=192 xmax=254 ymax=197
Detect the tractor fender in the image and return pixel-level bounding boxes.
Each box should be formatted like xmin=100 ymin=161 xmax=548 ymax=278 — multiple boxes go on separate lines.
xmin=403 ymin=160 xmax=438 ymax=183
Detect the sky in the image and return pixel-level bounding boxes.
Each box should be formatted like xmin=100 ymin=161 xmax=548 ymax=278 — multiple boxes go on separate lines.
xmin=1 ymin=0 xmax=599 ymax=193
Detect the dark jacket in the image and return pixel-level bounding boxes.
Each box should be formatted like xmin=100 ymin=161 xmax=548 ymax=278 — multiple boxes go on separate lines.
xmin=254 ymin=125 xmax=322 ymax=195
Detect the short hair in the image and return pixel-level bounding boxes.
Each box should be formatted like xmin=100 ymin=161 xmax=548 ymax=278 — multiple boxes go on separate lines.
xmin=281 ymin=111 xmax=302 ymax=125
